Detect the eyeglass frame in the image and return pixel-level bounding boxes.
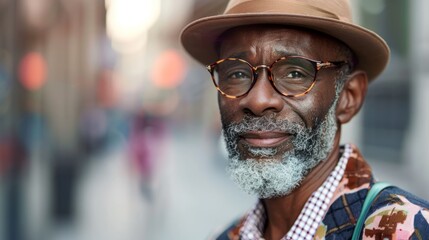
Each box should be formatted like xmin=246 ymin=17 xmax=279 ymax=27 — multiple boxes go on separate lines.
xmin=206 ymin=56 xmax=348 ymax=99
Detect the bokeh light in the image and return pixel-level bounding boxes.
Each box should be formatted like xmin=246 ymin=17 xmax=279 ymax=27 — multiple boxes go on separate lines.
xmin=151 ymin=50 xmax=187 ymax=89
xmin=18 ymin=52 xmax=47 ymax=91
xmin=106 ymin=0 xmax=161 ymax=53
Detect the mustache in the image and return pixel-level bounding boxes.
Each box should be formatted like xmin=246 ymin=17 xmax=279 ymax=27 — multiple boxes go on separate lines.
xmin=222 ymin=113 xmax=322 ymax=154
xmin=223 ymin=114 xmax=307 ymax=137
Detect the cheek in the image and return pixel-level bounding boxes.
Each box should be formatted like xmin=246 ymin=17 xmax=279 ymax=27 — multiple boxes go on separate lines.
xmin=290 ymin=87 xmax=336 ymax=127
xmin=218 ymin=96 xmax=241 ymax=124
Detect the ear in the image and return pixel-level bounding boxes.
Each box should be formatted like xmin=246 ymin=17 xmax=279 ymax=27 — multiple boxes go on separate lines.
xmin=336 ymin=70 xmax=368 ymax=124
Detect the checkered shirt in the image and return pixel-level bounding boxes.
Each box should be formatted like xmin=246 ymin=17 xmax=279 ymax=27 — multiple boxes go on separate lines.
xmin=239 ymin=144 xmax=352 ymax=240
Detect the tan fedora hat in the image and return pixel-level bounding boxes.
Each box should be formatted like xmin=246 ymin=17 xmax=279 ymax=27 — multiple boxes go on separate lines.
xmin=180 ymin=0 xmax=390 ymax=82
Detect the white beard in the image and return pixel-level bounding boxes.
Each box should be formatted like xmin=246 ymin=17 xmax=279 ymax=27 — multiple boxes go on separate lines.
xmin=222 ymin=101 xmax=338 ymax=199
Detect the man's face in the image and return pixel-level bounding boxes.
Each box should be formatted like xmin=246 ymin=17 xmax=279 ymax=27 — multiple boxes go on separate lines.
xmin=218 ymin=26 xmax=348 ymax=198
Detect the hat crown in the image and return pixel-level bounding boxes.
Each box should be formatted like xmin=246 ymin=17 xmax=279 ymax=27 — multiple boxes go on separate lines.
xmin=224 ymin=0 xmax=352 ymax=23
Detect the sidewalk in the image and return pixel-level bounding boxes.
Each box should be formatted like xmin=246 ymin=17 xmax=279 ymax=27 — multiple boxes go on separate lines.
xmin=73 ymin=127 xmax=254 ymax=240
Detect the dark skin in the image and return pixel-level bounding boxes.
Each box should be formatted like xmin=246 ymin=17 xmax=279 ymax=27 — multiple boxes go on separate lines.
xmin=218 ymin=25 xmax=368 ymax=240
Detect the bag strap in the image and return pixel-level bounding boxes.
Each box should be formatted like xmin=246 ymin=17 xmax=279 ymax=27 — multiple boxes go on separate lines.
xmin=351 ymin=182 xmax=392 ymax=240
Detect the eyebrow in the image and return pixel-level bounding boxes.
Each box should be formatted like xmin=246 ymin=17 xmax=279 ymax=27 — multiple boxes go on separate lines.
xmin=225 ymin=51 xmax=248 ymax=59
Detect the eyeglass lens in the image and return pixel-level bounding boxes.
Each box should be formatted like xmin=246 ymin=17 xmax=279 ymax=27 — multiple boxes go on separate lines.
xmin=212 ymin=57 xmax=317 ymax=97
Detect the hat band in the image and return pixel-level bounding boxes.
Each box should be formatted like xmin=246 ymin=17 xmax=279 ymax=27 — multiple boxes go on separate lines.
xmin=225 ymin=0 xmax=350 ymax=22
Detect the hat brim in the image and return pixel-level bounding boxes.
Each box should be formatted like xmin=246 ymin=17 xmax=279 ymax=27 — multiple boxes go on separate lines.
xmin=181 ymin=13 xmax=390 ymax=82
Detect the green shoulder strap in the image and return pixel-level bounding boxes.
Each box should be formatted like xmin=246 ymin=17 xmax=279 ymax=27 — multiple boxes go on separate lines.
xmin=351 ymin=182 xmax=392 ymax=240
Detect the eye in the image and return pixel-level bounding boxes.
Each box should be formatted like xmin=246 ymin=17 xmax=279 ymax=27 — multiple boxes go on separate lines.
xmin=228 ymin=71 xmax=251 ymax=80
xmin=286 ymin=70 xmax=306 ymax=79
xmin=273 ymin=57 xmax=316 ymax=82
xmin=276 ymin=68 xmax=310 ymax=81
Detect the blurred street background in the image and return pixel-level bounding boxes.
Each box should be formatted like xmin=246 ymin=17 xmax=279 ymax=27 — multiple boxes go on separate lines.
xmin=0 ymin=0 xmax=429 ymax=239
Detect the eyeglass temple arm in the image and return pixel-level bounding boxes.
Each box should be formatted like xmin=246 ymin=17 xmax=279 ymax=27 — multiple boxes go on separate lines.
xmin=316 ymin=61 xmax=349 ymax=70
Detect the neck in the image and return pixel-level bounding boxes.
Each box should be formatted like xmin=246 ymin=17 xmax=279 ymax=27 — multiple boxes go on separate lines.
xmin=262 ymin=131 xmax=342 ymax=240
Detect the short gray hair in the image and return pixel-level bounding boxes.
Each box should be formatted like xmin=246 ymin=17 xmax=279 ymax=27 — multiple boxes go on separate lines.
xmin=334 ymin=45 xmax=355 ymax=97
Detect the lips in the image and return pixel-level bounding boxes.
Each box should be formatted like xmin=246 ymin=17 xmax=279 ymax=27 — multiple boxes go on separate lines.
xmin=239 ymin=131 xmax=292 ymax=148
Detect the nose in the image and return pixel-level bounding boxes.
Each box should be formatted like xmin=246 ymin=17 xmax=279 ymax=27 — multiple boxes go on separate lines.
xmin=239 ymin=69 xmax=284 ymax=116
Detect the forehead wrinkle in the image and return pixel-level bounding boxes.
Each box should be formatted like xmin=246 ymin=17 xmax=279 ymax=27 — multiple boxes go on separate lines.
xmin=273 ymin=47 xmax=306 ymax=58
xmin=274 ymin=38 xmax=320 ymax=59
xmin=219 ymin=42 xmax=258 ymax=60
xmin=254 ymin=39 xmax=310 ymax=62
xmin=218 ymin=26 xmax=345 ymax=63
xmin=222 ymin=44 xmax=308 ymax=64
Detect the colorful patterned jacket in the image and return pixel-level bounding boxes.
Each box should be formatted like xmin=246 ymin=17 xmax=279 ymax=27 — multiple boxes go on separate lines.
xmin=214 ymin=145 xmax=429 ymax=240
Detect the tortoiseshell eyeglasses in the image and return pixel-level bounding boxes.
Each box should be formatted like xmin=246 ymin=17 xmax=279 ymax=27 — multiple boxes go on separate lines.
xmin=206 ymin=56 xmax=348 ymax=99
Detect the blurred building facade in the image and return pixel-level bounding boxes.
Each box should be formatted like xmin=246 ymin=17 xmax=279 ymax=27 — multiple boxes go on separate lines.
xmin=0 ymin=0 xmax=109 ymax=239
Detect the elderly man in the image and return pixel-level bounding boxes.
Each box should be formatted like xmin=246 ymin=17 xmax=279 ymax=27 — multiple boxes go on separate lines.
xmin=181 ymin=0 xmax=429 ymax=239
